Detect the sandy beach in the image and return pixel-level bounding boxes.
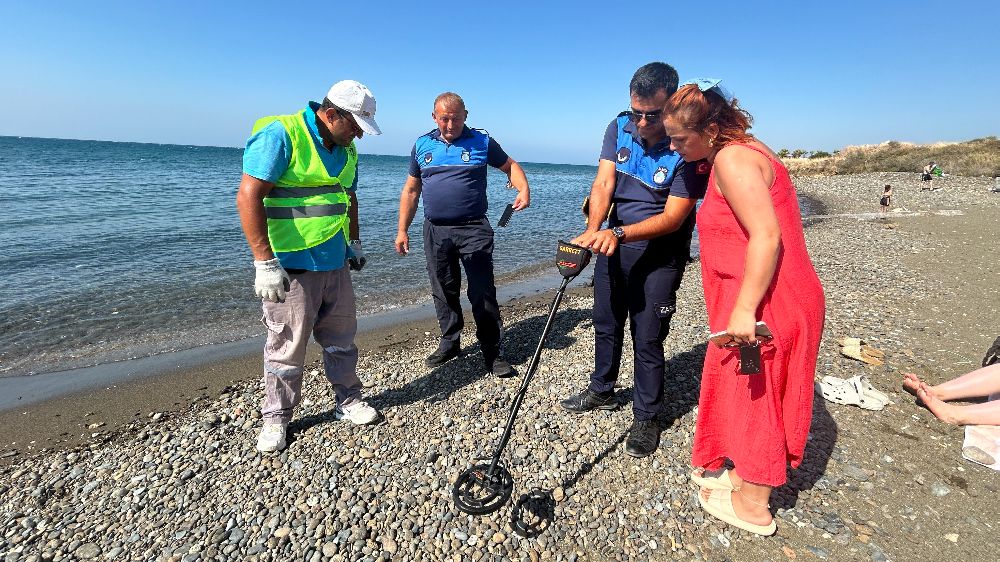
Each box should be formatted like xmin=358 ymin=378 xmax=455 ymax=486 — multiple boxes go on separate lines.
xmin=2 ymin=172 xmax=999 ymax=561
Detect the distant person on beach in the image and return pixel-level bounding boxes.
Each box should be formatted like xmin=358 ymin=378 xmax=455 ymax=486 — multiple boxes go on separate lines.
xmin=880 ymin=184 xmax=893 ymax=213
xmin=920 ymin=161 xmax=939 ymax=189
xmin=236 ymin=80 xmax=383 ymax=453
xmin=560 ymin=62 xmax=709 ymax=458
xmin=395 ymin=92 xmax=530 ymax=378
xmin=922 ymin=161 xmax=934 ymax=181
xmin=903 ymin=365 xmax=1000 ymax=425
xmin=663 ymin=78 xmax=825 ymax=536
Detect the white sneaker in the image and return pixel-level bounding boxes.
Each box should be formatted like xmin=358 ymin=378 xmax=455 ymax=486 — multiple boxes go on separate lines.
xmin=334 ymin=400 xmax=380 ymax=425
xmin=256 ymin=422 xmax=287 ymax=453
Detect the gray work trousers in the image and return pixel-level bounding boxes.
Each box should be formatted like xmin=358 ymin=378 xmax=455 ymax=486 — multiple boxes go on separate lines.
xmin=260 ymin=267 xmax=362 ymax=423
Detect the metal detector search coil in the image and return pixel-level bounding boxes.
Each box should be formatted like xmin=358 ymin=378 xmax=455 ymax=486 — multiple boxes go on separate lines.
xmin=452 ymin=239 xmax=594 ymax=516
xmin=452 ymin=462 xmax=515 ymax=515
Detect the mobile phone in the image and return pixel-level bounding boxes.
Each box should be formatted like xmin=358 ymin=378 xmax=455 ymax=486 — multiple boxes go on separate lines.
xmin=739 ymin=344 xmax=762 ymax=374
xmin=498 ymin=203 xmax=514 ymax=227
xmin=708 ymin=330 xmax=734 ymax=348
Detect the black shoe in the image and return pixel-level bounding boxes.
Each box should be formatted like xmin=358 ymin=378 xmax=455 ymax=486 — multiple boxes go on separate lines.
xmin=425 ymin=345 xmax=460 ymax=368
xmin=488 ymin=359 xmax=517 ymax=378
xmin=625 ymin=418 xmax=660 ymax=458
xmin=559 ymin=388 xmax=618 ymax=413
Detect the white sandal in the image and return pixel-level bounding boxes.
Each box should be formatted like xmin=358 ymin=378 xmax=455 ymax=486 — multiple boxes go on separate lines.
xmin=816 ymin=376 xmax=887 ymax=410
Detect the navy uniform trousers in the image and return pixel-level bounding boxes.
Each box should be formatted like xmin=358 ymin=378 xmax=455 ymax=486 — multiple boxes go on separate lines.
xmin=422 ymin=218 xmax=503 ymax=361
xmin=589 ymin=241 xmax=686 ymax=420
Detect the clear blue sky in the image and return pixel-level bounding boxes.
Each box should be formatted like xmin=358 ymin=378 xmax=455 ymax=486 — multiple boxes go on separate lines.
xmin=1 ymin=0 xmax=996 ymax=165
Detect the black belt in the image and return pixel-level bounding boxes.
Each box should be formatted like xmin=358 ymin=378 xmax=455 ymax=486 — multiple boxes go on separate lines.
xmin=427 ymin=216 xmax=487 ymax=227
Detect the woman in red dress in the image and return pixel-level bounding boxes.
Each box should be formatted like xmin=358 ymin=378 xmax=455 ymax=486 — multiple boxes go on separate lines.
xmin=662 ymin=79 xmax=825 ymax=535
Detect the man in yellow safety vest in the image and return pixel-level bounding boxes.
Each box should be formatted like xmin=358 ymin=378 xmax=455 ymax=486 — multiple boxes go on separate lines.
xmin=236 ymin=80 xmax=383 ymax=453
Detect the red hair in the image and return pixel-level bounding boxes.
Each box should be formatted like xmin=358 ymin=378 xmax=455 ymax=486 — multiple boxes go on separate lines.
xmin=664 ymin=84 xmax=754 ymax=146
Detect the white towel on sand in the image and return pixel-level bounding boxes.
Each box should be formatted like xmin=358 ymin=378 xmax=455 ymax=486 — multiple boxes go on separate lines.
xmin=962 ymin=394 xmax=1000 ymax=470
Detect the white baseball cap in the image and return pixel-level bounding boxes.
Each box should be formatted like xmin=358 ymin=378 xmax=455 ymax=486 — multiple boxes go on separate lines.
xmin=325 ymin=80 xmax=382 ymax=136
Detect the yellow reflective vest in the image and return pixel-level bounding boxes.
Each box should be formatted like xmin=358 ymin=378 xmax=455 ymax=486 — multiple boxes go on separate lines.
xmin=251 ymin=110 xmax=357 ymax=253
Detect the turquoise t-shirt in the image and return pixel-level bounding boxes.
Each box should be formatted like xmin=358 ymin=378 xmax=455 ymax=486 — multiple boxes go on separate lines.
xmin=242 ymin=102 xmax=358 ymax=271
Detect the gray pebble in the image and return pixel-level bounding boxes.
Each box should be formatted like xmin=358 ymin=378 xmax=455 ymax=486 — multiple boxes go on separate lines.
xmin=805 ymin=546 xmax=830 ymax=559
xmin=930 ymin=483 xmax=951 ymax=497
xmin=75 ymin=543 xmax=101 ymax=559
xmin=842 ymin=464 xmax=870 ymax=482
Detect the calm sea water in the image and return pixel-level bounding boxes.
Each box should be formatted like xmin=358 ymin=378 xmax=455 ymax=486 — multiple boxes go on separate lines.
xmin=0 ymin=136 xmax=828 ymax=380
xmin=0 ymin=136 xmax=614 ymax=377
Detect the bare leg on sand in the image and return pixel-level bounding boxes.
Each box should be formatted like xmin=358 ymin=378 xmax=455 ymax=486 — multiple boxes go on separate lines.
xmin=903 ymin=364 xmax=1000 ymax=401
xmin=916 ymin=382 xmax=1000 ymax=425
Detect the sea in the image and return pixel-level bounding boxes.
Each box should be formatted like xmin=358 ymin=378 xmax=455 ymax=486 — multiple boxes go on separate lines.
xmin=0 ymin=135 xmax=631 ymax=379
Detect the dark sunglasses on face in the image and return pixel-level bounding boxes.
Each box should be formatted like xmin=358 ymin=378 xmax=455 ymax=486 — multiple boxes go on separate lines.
xmin=628 ymin=108 xmax=663 ymax=123
xmin=335 ymin=108 xmax=362 ymax=132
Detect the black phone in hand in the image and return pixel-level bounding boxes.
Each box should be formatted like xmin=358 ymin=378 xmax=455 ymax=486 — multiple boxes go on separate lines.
xmin=498 ymin=204 xmax=514 ymax=227
xmin=739 ymin=344 xmax=762 ymax=374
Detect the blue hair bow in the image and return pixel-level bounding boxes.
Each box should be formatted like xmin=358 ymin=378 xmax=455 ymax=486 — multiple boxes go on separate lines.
xmin=681 ymin=78 xmax=734 ymax=103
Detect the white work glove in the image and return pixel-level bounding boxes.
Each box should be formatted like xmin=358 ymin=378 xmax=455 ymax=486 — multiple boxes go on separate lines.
xmin=348 ymin=240 xmax=366 ymax=271
xmin=253 ymin=258 xmax=290 ymax=303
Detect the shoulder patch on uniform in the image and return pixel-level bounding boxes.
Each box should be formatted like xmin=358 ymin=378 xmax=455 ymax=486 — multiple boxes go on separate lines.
xmin=696 ymin=161 xmax=711 ymax=175
xmin=653 ymin=167 xmax=669 ymax=185
xmin=616 ymin=147 xmax=631 ymax=163
xmin=423 ymin=152 xmax=433 ymax=164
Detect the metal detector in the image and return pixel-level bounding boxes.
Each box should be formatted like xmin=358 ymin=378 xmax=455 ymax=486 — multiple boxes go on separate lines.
xmin=452 ymin=240 xmax=593 ymax=515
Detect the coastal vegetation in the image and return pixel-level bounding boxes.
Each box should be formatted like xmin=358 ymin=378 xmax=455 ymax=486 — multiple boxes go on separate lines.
xmin=780 ymin=137 xmax=1000 ymax=177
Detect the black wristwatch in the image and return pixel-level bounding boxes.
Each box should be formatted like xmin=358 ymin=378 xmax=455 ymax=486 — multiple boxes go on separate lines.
xmin=611 ymin=226 xmax=625 ymax=241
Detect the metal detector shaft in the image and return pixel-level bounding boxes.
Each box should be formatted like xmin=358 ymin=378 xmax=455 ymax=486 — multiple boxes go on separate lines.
xmin=486 ymin=276 xmax=572 ymax=473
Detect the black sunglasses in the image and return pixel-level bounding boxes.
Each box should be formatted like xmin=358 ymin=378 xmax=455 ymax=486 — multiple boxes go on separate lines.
xmin=332 ymin=107 xmax=362 ymax=131
xmin=627 ymin=108 xmax=663 ymax=123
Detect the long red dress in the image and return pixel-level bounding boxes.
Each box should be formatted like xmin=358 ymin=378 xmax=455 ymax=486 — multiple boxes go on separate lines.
xmin=691 ymin=143 xmax=825 ymax=487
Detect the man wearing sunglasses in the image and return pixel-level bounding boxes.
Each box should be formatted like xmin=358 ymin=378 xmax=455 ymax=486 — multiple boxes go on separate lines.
xmin=237 ymin=80 xmax=383 ymax=454
xmin=395 ymin=92 xmax=530 ymax=378
xmin=562 ymin=62 xmax=709 ymax=458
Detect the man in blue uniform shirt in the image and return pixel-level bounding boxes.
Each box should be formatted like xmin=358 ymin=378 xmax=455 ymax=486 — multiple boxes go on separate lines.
xmin=562 ymin=63 xmax=709 ymax=458
xmin=395 ymin=92 xmax=530 ymax=378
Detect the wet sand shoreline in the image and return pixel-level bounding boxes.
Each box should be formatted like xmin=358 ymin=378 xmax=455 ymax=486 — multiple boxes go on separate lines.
xmin=0 ymin=266 xmax=582 ymax=456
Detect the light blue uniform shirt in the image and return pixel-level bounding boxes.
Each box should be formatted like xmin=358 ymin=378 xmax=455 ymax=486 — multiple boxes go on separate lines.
xmin=243 ymin=102 xmax=357 ymax=271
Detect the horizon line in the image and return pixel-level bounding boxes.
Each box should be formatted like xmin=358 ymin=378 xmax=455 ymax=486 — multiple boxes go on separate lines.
xmin=4 ymin=133 xmax=994 ymax=165
xmin=0 ymin=133 xmax=601 ymax=168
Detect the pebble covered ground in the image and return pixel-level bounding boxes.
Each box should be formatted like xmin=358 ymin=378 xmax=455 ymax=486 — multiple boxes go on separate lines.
xmin=2 ymin=172 xmax=999 ymax=562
